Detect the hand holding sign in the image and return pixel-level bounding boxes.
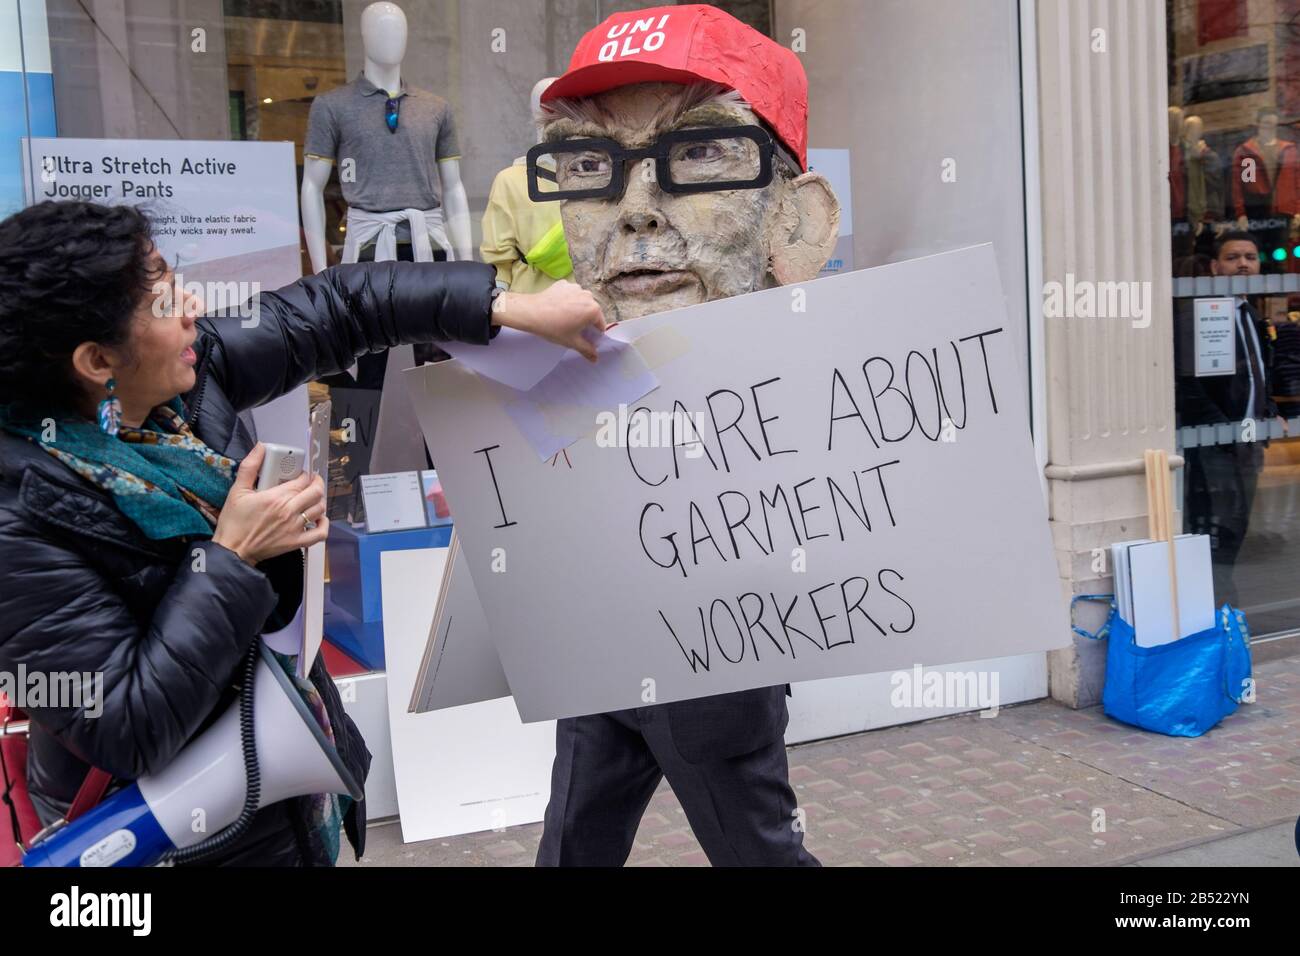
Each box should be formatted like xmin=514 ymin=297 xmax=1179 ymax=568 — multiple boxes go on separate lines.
xmin=492 ymin=279 xmax=608 ymax=363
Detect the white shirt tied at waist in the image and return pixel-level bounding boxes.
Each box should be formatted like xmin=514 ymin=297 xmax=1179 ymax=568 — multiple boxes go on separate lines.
xmin=339 ymin=206 xmax=454 ymax=379
xmin=341 ymin=205 xmax=455 ymax=264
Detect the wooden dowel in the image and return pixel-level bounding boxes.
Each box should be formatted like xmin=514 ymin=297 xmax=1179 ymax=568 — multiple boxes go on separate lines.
xmin=1158 ymin=449 xmax=1181 ymax=638
xmin=1144 ymin=450 xmax=1159 ymax=540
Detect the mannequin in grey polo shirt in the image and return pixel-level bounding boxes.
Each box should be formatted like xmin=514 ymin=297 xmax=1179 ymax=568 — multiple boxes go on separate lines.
xmin=301 ymin=1 xmax=471 ymax=272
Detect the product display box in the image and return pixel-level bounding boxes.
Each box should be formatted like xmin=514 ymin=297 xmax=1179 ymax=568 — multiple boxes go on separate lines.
xmin=324 ymin=521 xmax=453 ymax=669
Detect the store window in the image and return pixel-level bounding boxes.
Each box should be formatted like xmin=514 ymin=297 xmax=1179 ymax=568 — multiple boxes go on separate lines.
xmin=1167 ymin=0 xmax=1300 ymax=636
xmin=4 ymin=0 xmax=1033 ymax=710
xmin=2 ymin=0 xmax=776 ymax=667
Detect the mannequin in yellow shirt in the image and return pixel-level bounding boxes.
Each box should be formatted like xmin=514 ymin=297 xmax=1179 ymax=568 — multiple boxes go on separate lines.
xmin=480 ymin=78 xmax=573 ymax=294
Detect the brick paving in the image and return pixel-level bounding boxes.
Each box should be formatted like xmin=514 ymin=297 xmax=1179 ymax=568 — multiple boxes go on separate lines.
xmin=345 ymin=652 xmax=1300 ymax=867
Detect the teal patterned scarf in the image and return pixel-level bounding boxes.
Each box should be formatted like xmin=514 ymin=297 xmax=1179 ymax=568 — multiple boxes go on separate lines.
xmin=0 ymin=398 xmax=235 ymax=540
xmin=2 ymin=398 xmax=349 ymax=862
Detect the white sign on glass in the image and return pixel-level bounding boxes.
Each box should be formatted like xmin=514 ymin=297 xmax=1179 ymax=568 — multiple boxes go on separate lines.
xmin=1193 ymin=297 xmax=1237 ymax=377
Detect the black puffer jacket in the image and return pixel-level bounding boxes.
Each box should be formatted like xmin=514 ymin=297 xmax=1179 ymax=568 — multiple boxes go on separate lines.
xmin=0 ymin=260 xmax=498 ymax=865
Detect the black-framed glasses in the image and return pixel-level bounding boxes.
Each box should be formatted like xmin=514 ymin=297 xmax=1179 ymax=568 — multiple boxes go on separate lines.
xmin=526 ymin=125 xmax=788 ymax=202
xmin=384 ymin=96 xmax=401 ymax=133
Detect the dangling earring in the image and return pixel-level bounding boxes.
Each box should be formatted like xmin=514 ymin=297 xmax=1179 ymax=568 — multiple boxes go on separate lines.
xmin=98 ymin=377 xmax=122 ymax=436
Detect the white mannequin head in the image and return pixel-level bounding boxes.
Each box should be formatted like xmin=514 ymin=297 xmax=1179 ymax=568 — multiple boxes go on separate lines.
xmin=1256 ymin=108 xmax=1279 ymax=144
xmin=1168 ymin=105 xmax=1184 ymax=142
xmin=1182 ymin=115 xmax=1203 ymax=146
xmin=361 ymin=2 xmax=407 ymax=67
xmin=531 ymin=77 xmax=558 ymax=144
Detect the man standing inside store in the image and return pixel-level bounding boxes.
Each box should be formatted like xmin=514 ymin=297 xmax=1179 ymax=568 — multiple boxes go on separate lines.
xmin=527 ymin=4 xmax=839 ymax=866
xmin=1176 ymin=231 xmax=1277 ymax=605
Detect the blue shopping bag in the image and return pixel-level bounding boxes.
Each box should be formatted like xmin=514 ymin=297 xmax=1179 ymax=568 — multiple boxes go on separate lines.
xmin=1071 ymin=595 xmax=1252 ymax=737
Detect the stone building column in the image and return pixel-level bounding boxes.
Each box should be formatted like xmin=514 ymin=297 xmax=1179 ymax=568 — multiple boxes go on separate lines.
xmin=1033 ymin=0 xmax=1177 ymax=706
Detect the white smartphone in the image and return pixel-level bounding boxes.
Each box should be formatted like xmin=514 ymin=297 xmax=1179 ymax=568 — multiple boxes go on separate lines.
xmin=256 ymin=442 xmax=305 ymax=489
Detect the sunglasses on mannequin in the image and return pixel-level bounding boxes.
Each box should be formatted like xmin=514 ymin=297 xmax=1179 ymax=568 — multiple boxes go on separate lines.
xmin=384 ymin=96 xmax=401 ymax=133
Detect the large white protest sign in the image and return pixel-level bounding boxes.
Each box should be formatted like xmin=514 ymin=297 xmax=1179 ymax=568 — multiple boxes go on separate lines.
xmin=408 ymin=245 xmax=1068 ymax=723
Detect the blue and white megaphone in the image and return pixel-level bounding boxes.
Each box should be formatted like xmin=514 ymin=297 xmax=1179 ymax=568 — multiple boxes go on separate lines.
xmin=23 ymin=640 xmax=362 ymax=867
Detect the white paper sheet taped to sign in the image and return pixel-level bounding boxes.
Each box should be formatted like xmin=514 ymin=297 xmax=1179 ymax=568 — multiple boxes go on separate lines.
xmin=407 ymin=245 xmax=1069 ymax=723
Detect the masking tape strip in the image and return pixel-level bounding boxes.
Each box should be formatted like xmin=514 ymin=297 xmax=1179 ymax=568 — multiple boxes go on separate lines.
xmin=626 ymin=324 xmax=691 ymax=370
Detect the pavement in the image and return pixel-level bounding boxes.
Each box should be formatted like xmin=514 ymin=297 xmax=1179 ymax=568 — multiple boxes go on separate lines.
xmin=343 ymin=650 xmax=1300 ymax=867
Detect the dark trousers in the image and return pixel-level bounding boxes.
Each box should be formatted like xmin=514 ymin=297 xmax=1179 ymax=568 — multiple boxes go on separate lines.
xmin=1183 ymin=442 xmax=1263 ymax=605
xmin=535 ymin=705 xmax=819 ymax=867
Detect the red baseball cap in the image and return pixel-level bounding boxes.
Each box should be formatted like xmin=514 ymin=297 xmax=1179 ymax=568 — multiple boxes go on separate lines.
xmin=541 ymin=4 xmax=809 ymax=170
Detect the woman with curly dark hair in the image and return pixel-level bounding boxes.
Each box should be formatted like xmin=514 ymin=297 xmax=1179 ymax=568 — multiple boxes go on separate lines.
xmin=0 ymin=200 xmax=604 ymax=866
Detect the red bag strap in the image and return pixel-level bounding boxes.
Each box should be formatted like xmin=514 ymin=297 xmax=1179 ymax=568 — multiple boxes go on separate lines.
xmin=65 ymin=767 xmax=113 ymax=823
xmin=1 ymin=706 xmax=25 ymax=843
xmin=1 ymin=701 xmax=113 ymax=855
